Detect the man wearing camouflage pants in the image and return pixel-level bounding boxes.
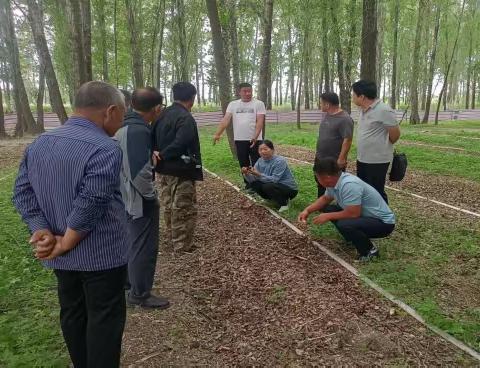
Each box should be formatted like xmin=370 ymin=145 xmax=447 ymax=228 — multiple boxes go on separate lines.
xmin=152 ymin=82 xmax=202 ymax=252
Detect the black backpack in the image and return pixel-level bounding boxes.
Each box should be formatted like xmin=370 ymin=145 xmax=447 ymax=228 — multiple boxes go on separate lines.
xmin=389 ymin=151 xmax=408 ymax=182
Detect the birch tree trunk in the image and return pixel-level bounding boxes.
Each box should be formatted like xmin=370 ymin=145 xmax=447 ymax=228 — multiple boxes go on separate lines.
xmin=26 ymin=0 xmax=68 ymax=124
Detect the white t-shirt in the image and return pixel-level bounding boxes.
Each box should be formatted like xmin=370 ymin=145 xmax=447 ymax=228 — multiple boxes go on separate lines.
xmin=226 ymin=99 xmax=266 ymax=141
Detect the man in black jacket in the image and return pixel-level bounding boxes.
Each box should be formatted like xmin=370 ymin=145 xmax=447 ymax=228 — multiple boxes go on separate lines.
xmin=152 ymin=82 xmax=202 ymax=252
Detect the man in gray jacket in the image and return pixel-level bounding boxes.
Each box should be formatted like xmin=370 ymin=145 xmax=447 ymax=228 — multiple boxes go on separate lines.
xmin=116 ymin=87 xmax=169 ymax=309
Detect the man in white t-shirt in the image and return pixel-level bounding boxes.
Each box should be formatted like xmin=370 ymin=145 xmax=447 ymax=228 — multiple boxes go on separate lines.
xmin=213 ymin=83 xmax=266 ymax=170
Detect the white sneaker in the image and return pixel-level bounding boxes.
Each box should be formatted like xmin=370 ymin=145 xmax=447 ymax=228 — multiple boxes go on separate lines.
xmin=278 ymin=204 xmax=289 ymax=213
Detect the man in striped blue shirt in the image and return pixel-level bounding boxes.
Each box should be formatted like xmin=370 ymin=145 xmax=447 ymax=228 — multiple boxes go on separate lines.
xmin=13 ymin=81 xmax=128 ymax=368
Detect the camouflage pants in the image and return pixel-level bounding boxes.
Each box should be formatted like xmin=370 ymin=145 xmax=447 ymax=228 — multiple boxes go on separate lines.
xmin=159 ymin=175 xmax=197 ymax=252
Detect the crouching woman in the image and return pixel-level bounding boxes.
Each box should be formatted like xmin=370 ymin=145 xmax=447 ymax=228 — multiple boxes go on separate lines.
xmin=242 ymin=140 xmax=298 ymax=212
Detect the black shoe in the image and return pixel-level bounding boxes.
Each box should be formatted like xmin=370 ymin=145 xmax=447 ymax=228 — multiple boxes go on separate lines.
xmin=357 ymin=246 xmax=379 ymax=262
xmin=127 ymin=294 xmax=170 ymax=309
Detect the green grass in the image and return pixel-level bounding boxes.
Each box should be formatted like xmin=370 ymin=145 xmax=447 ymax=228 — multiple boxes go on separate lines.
xmin=400 ymin=132 xmax=480 ymax=153
xmin=203 ymin=121 xmax=480 ymax=182
xmin=0 ymin=172 xmax=68 ymax=367
xmin=199 ymin=129 xmax=480 ymax=351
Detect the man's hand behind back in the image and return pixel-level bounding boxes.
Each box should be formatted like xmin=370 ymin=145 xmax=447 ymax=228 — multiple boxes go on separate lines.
xmin=30 ymin=229 xmax=56 ymax=259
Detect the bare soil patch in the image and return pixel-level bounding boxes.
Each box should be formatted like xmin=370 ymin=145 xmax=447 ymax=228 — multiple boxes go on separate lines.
xmin=0 ymin=138 xmax=33 ymax=172
xmin=121 ymin=174 xmax=476 ymax=366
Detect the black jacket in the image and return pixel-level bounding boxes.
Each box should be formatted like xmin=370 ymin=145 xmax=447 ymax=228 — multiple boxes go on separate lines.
xmin=152 ymin=102 xmax=203 ymax=181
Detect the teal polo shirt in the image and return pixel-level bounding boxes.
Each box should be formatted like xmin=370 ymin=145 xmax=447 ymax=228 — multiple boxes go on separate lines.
xmin=325 ymin=173 xmax=395 ymax=224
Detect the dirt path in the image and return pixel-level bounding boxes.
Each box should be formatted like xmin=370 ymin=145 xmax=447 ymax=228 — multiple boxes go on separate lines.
xmin=276 ymin=144 xmax=480 ymax=213
xmin=121 ymin=175 xmax=476 ymax=367
xmin=0 ymin=138 xmax=33 ymax=171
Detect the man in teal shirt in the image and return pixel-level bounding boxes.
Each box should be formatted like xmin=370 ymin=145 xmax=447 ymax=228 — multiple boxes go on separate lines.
xmin=298 ymin=157 xmax=395 ymax=261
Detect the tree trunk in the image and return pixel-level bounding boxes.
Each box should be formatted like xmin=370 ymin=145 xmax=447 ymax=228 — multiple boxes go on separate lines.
xmin=97 ymin=0 xmax=108 ymax=81
xmin=37 ymin=64 xmax=45 ymax=130
xmin=205 ymin=0 xmax=236 ymax=156
xmin=0 ymin=85 xmax=5 ymax=137
xmin=465 ymin=32 xmax=474 ymax=109
xmin=303 ymin=31 xmax=310 ymax=110
xmin=409 ymin=0 xmax=426 ymax=124
xmin=258 ymin=0 xmax=274 ymax=110
xmin=26 ymin=0 xmax=68 ymax=124
xmin=114 ymin=0 xmax=118 ymax=86
xmin=249 ymin=19 xmax=260 ymax=83
xmin=471 ymin=70 xmax=476 ymax=109
xmin=360 ymin=0 xmax=377 ymax=83
xmin=422 ymin=5 xmax=440 ymax=123
xmin=66 ymin=0 xmax=91 ymax=90
xmin=0 ymin=0 xmax=38 ymax=135
xmin=156 ymin=0 xmax=166 ymax=89
xmin=435 ymin=0 xmax=466 ymax=124
xmin=274 ymin=74 xmax=278 ymax=106
xmin=376 ymin=1 xmax=384 ymax=93
xmin=288 ymin=23 xmax=295 ymax=110
xmin=80 ymin=0 xmax=92 ymax=81
xmin=279 ymin=66 xmax=283 ymax=105
xmin=390 ymin=0 xmax=399 ymax=109
xmin=296 ymin=46 xmax=304 ymax=129
xmin=125 ymin=0 xmax=144 ymax=87
xmin=330 ymin=1 xmax=348 ymax=111
xmin=267 ymin=72 xmax=272 ymax=109
xmin=195 ymin=58 xmax=201 ymax=105
xmin=1 ymin=61 xmax=11 ymax=112
xmin=200 ymin=53 xmax=206 ymax=105
xmin=176 ymin=0 xmax=188 ymax=81
xmin=148 ymin=1 xmax=162 ymax=85
xmin=343 ymin=0 xmax=357 ymax=113
xmin=228 ymin=0 xmax=240 ymax=93
xmin=321 ymin=11 xmax=330 ymax=92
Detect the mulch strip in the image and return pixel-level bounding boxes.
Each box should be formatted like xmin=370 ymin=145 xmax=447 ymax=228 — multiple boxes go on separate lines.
xmin=121 ymin=174 xmax=476 ymax=366
xmin=1 ymin=139 xmax=476 ymax=365
xmin=276 ymin=144 xmax=480 ymax=213
xmin=0 ymin=138 xmax=33 ymax=171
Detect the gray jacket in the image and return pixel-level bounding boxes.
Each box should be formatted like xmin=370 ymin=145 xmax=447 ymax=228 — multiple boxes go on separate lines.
xmin=115 ymin=111 xmax=156 ymax=219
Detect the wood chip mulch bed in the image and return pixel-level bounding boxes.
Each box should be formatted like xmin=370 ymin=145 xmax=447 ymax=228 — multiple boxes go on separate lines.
xmin=121 ymin=174 xmax=476 ymax=367
xmin=276 ymin=144 xmax=480 ymax=213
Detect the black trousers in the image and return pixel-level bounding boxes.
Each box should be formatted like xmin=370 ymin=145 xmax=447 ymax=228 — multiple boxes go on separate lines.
xmin=250 ymin=180 xmax=298 ymax=206
xmin=323 ymin=205 xmax=394 ymax=256
xmin=235 ymin=140 xmax=261 ymax=168
xmin=127 ymin=198 xmax=159 ymax=299
xmin=54 ymin=265 xmax=127 ymax=368
xmin=356 ymin=161 xmax=390 ymax=203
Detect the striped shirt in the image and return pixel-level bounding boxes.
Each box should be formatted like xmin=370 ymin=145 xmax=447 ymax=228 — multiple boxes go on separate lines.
xmin=13 ymin=117 xmax=128 ymax=271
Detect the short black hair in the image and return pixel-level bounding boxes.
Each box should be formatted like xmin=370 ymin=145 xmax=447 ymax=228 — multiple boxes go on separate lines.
xmin=313 ymin=157 xmax=341 ymax=176
xmin=132 ymin=87 xmax=163 ymax=112
xmin=120 ymin=89 xmax=132 ymax=108
xmin=320 ymin=92 xmax=339 ymax=106
xmin=237 ymin=82 xmax=252 ymax=90
xmin=352 ymin=80 xmax=377 ymax=99
xmin=172 ymin=82 xmax=197 ymax=102
xmin=260 ymin=139 xmax=274 ymax=150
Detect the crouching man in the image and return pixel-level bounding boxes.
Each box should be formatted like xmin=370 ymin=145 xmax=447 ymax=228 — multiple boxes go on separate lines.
xmin=298 ymin=157 xmax=395 ymax=261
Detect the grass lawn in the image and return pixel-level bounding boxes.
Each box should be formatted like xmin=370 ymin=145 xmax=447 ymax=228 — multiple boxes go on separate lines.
xmin=199 ymin=126 xmax=480 ymax=351
xmin=0 ymin=171 xmax=68 ymax=367
xmin=203 ymin=121 xmax=480 ymax=182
